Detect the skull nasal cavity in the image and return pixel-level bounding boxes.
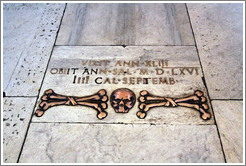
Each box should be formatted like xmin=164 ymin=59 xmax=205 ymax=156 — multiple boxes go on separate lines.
xmin=119 ymin=100 xmax=124 ymax=105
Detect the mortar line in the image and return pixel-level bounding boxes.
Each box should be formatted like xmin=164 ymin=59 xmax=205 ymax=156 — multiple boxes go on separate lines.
xmin=16 ymin=4 xmax=67 ymax=163
xmin=31 ymin=121 xmax=214 ymax=126
xmin=4 ymin=96 xmax=37 ymax=98
xmin=54 ymin=44 xmax=196 ymax=47
xmin=185 ymin=3 xmax=227 ymax=163
xmin=211 ymin=99 xmax=243 ymax=101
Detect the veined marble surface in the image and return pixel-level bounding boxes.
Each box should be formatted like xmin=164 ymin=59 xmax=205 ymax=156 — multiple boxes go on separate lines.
xmin=212 ymin=100 xmax=243 ymax=163
xmin=4 ymin=3 xmax=65 ymax=96
xmin=3 ymin=4 xmax=46 ymax=92
xmin=3 ymin=97 xmax=36 ymax=163
xmin=187 ymin=3 xmax=243 ymax=99
xmin=3 ymin=3 xmax=243 ymax=164
xmin=20 ymin=123 xmax=224 ymax=163
xmin=56 ymin=4 xmax=194 ymax=46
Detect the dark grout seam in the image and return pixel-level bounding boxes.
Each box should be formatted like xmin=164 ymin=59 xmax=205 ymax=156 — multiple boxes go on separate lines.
xmin=31 ymin=121 xmax=214 ymax=126
xmin=185 ymin=3 xmax=227 ymax=163
xmin=54 ymin=44 xmax=196 ymax=47
xmin=4 ymin=96 xmax=37 ymax=98
xmin=16 ymin=4 xmax=67 ymax=163
xmin=211 ymin=99 xmax=243 ymax=101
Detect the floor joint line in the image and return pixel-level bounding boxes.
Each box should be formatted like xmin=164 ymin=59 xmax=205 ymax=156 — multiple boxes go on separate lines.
xmin=16 ymin=4 xmax=68 ymax=163
xmin=185 ymin=3 xmax=227 ymax=163
xmin=54 ymin=44 xmax=197 ymax=47
xmin=3 ymin=96 xmax=37 ymax=98
xmin=31 ymin=121 xmax=215 ymax=126
xmin=211 ymin=99 xmax=243 ymax=101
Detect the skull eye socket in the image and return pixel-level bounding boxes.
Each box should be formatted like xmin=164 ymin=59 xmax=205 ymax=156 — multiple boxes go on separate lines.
xmin=123 ymin=99 xmax=130 ymax=103
xmin=114 ymin=99 xmax=131 ymax=104
xmin=114 ymin=99 xmax=121 ymax=103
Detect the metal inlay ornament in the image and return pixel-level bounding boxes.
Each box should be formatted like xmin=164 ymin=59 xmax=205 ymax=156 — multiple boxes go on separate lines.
xmin=110 ymin=88 xmax=136 ymax=113
xmin=137 ymin=90 xmax=211 ymax=120
xmin=35 ymin=89 xmax=108 ymax=120
xmin=35 ymin=88 xmax=210 ymax=120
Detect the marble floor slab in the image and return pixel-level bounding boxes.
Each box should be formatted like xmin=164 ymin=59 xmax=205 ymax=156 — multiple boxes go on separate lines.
xmin=19 ymin=123 xmax=224 ymax=163
xmin=3 ymin=3 xmax=243 ymax=164
xmin=32 ymin=46 xmax=214 ymax=124
xmin=3 ymin=3 xmax=46 ymax=92
xmin=56 ymin=4 xmax=194 ymax=46
xmin=187 ymin=3 xmax=243 ymax=99
xmin=3 ymin=3 xmax=65 ymax=96
xmin=212 ymin=100 xmax=243 ymax=163
xmin=3 ymin=97 xmax=36 ymax=163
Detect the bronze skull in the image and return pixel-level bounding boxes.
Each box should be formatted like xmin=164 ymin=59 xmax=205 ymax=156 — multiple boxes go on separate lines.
xmin=110 ymin=88 xmax=136 ymax=113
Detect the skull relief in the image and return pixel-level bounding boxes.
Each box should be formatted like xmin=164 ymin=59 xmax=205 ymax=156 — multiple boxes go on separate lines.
xmin=110 ymin=88 xmax=136 ymax=113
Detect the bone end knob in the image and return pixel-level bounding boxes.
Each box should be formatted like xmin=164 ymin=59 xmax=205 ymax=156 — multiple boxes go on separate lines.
xmin=44 ymin=89 xmax=54 ymax=95
xmin=102 ymin=96 xmax=108 ymax=102
xmin=35 ymin=109 xmax=45 ymax=117
xmin=202 ymin=112 xmax=211 ymax=120
xmin=98 ymin=89 xmax=106 ymax=96
xmin=194 ymin=90 xmax=203 ymax=97
xmin=136 ymin=111 xmax=146 ymax=119
xmin=97 ymin=111 xmax=108 ymax=120
xmin=140 ymin=90 xmax=148 ymax=96
xmin=139 ymin=96 xmax=146 ymax=102
xmin=101 ymin=103 xmax=108 ymax=109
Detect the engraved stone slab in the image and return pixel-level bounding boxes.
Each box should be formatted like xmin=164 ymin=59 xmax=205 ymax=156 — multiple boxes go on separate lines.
xmin=56 ymin=4 xmax=194 ymax=46
xmin=19 ymin=123 xmax=224 ymax=163
xmin=3 ymin=97 xmax=36 ymax=163
xmin=187 ymin=4 xmax=243 ymax=99
xmin=32 ymin=46 xmax=214 ymax=124
xmin=212 ymin=100 xmax=243 ymax=163
xmin=4 ymin=3 xmax=65 ymax=96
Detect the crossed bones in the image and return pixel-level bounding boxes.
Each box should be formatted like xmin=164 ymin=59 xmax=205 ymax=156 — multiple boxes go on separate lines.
xmin=137 ymin=90 xmax=211 ymax=120
xmin=35 ymin=89 xmax=108 ymax=120
xmin=35 ymin=89 xmax=211 ymax=120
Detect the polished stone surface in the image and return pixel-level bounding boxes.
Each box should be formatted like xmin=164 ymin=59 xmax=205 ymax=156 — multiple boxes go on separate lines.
xmin=3 ymin=3 xmax=244 ymax=163
xmin=187 ymin=3 xmax=243 ymax=99
xmin=3 ymin=3 xmax=46 ymax=92
xmin=4 ymin=3 xmax=65 ymax=96
xmin=212 ymin=100 xmax=243 ymax=163
xmin=32 ymin=46 xmax=214 ymax=124
xmin=3 ymin=97 xmax=36 ymax=163
xmin=56 ymin=4 xmax=194 ymax=46
xmin=20 ymin=123 xmax=224 ymax=163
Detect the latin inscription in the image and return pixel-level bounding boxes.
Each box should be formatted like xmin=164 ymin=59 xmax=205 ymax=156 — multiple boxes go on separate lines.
xmin=50 ymin=60 xmax=200 ymax=85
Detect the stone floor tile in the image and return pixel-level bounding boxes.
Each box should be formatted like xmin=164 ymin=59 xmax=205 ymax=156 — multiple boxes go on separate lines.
xmin=32 ymin=46 xmax=214 ymax=124
xmin=4 ymin=3 xmax=65 ymax=96
xmin=56 ymin=4 xmax=194 ymax=46
xmin=3 ymin=3 xmax=46 ymax=91
xmin=19 ymin=123 xmax=224 ymax=163
xmin=187 ymin=4 xmax=243 ymax=99
xmin=212 ymin=100 xmax=243 ymax=163
xmin=3 ymin=97 xmax=36 ymax=163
